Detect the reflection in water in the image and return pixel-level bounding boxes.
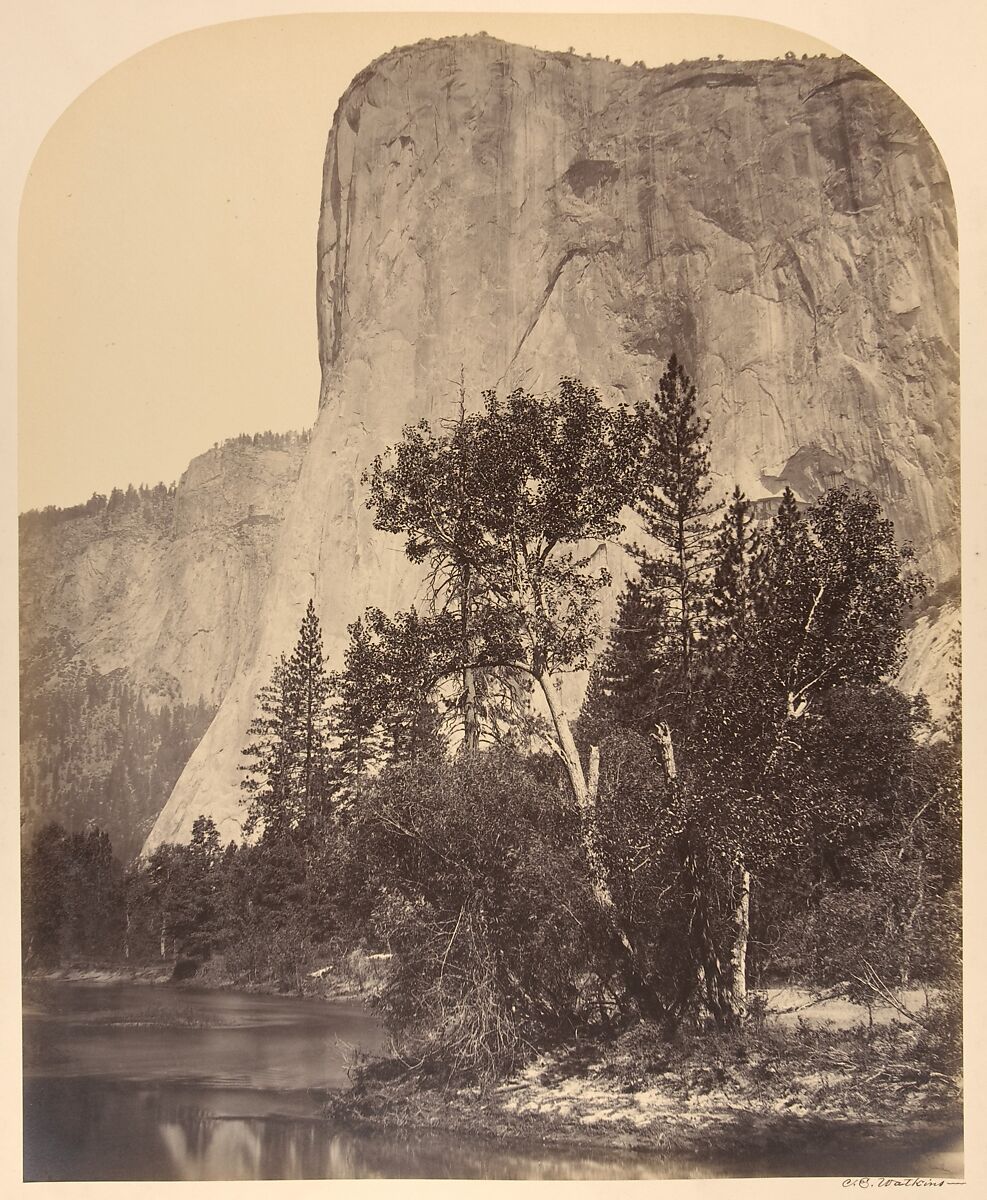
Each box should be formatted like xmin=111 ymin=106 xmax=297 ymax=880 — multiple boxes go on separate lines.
xmin=23 ymin=981 xmax=963 ymax=1182
xmin=25 ymin=1077 xmax=726 ymax=1181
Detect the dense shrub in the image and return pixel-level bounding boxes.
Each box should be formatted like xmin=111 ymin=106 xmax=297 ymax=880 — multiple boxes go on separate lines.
xmin=335 ymin=750 xmax=605 ymax=1081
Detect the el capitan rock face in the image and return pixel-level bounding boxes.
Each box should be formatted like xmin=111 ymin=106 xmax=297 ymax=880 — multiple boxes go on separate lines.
xmin=123 ymin=36 xmax=955 ymax=850
xmin=314 ymin=37 xmax=956 ymax=565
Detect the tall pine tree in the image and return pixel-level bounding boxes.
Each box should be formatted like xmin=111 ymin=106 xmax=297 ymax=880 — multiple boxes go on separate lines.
xmin=328 ymin=607 xmax=448 ymax=807
xmin=293 ymin=600 xmax=333 ymax=827
xmin=579 ymin=580 xmax=670 ymax=743
xmin=707 ymin=485 xmax=760 ymax=656
xmin=326 ymin=614 xmax=389 ymax=806
xmin=240 ymin=600 xmax=333 ymax=839
xmin=633 ymin=355 xmax=721 ymax=692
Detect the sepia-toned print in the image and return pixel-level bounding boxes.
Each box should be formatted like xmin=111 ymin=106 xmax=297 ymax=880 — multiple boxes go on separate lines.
xmin=18 ymin=12 xmax=961 ymax=1183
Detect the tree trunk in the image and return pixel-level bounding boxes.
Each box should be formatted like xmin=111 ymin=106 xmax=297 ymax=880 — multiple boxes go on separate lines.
xmin=534 ymin=668 xmax=667 ymax=1022
xmin=304 ymin=670 xmax=313 ymax=825
xmin=463 ymin=666 xmax=480 ymax=754
xmin=461 ymin=566 xmax=480 ymax=753
xmin=678 ymin=513 xmax=691 ymax=682
xmin=657 ymin=725 xmax=747 ymax=1028
xmin=534 ymin=668 xmax=589 ymax=805
xmin=654 ymin=722 xmax=677 ymax=781
xmin=681 ymin=847 xmax=736 ymax=1026
xmin=534 ymin=668 xmax=607 ymax=894
xmin=729 ymin=860 xmax=750 ymax=1019
xmin=587 ymin=744 xmax=600 ymax=803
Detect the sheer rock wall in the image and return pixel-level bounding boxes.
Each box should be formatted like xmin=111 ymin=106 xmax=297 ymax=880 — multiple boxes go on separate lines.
xmin=136 ymin=36 xmax=958 ymax=849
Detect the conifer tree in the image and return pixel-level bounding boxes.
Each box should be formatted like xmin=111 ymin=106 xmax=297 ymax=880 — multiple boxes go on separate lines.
xmin=750 ymin=486 xmax=815 ymax=711
xmin=240 ymin=655 xmax=301 ymax=838
xmin=328 ymin=608 xmax=447 ymax=804
xmin=190 ymin=814 xmax=222 ymax=864
xmin=707 ymin=485 xmax=760 ymax=655
xmin=633 ymin=355 xmax=721 ymax=688
xmin=292 ymin=599 xmax=333 ymax=827
xmin=326 ymin=615 xmax=388 ymax=804
xmin=579 ymin=581 xmax=669 ymax=743
xmin=368 ymin=609 xmax=446 ymax=763
xmin=240 ymin=600 xmax=333 ymax=839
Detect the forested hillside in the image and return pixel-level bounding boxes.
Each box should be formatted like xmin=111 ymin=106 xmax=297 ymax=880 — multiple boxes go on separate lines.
xmin=19 ymin=431 xmax=311 ymax=850
xmin=20 ymin=632 xmax=215 ymax=861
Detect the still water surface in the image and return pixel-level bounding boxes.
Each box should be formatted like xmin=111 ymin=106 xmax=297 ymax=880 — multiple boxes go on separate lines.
xmin=23 ymin=980 xmax=961 ymax=1181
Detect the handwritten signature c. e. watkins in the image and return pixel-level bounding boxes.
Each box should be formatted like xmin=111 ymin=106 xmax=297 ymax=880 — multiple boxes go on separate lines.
xmin=842 ymin=1180 xmax=961 ymax=1189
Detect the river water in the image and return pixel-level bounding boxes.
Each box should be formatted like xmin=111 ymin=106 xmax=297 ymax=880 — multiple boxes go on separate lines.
xmin=23 ymin=979 xmax=962 ymax=1181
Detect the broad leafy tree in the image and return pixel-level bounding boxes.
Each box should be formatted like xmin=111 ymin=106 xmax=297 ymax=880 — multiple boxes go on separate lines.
xmin=364 ymin=377 xmax=664 ymax=1012
xmin=365 ymin=377 xmax=646 ymax=809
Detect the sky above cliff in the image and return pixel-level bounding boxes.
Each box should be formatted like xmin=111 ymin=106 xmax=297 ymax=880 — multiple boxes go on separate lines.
xmin=19 ymin=13 xmax=840 ymax=511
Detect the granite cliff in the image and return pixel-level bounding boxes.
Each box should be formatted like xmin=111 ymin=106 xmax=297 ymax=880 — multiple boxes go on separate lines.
xmin=19 ymin=435 xmax=311 ymax=852
xmin=20 ymin=436 xmax=307 ymax=709
xmin=146 ymin=37 xmax=958 ymax=849
xmin=25 ymin=35 xmax=959 ymax=851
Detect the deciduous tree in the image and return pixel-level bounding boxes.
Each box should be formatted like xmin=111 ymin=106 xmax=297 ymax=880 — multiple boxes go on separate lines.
xmin=365 ymin=377 xmax=646 ymax=810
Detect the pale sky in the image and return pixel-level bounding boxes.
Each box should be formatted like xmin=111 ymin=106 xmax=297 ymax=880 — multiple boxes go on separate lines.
xmin=18 ymin=12 xmax=838 ymax=512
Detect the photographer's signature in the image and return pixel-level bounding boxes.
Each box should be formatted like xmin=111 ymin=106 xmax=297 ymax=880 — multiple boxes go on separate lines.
xmin=842 ymin=1181 xmax=963 ymax=1189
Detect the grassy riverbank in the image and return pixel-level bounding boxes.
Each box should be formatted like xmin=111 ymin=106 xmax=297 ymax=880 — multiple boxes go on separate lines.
xmin=325 ymin=1002 xmax=962 ymax=1173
